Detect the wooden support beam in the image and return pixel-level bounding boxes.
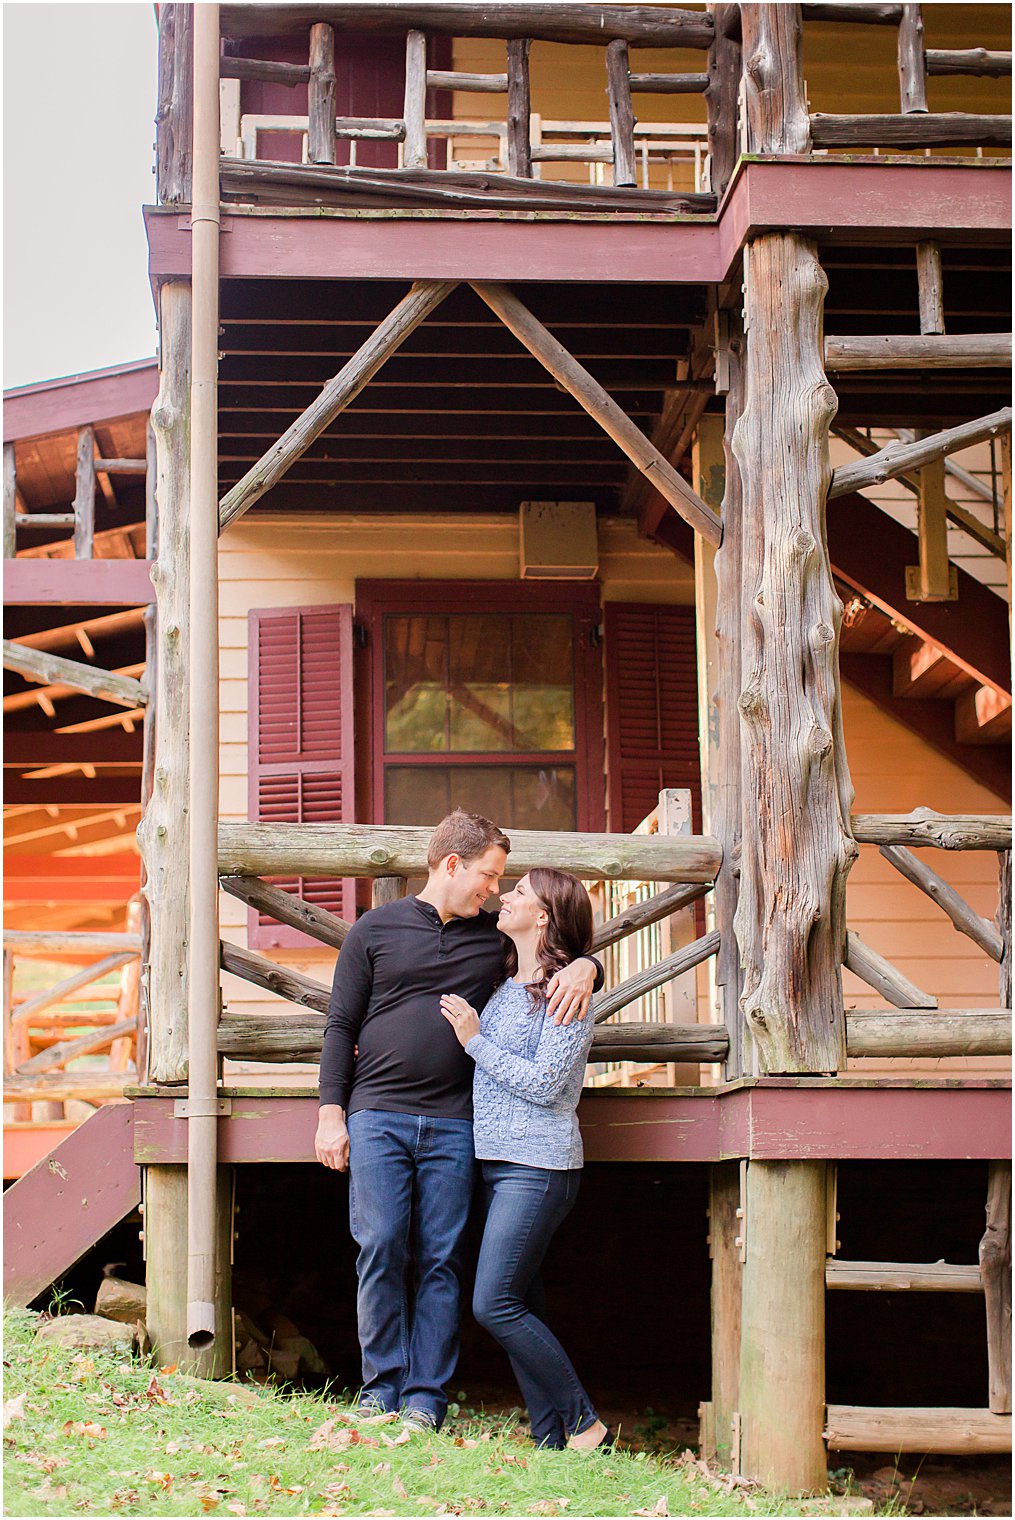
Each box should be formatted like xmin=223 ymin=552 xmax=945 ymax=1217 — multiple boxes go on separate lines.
xmin=742 ymin=4 xmax=810 ymax=153
xmin=606 ymin=39 xmax=637 ymax=188
xmin=308 ymin=23 xmax=337 ymax=165
xmin=631 ymin=71 xmax=709 ymax=93
xmin=708 ymin=1163 xmax=743 ymax=1468
xmin=592 ymin=928 xmax=720 ymax=1022
xmin=740 ymin=1160 xmax=828 ymax=1493
xmin=2 ymin=640 xmax=148 ymax=708
xmin=801 ymin=2 xmax=902 ymax=20
xmin=506 ymin=40 xmax=532 ymax=177
xmin=916 ymin=241 xmax=945 ymax=336
xmin=371 ymin=876 xmax=408 ymax=909
xmin=999 ymin=851 xmax=1012 ymax=1010
xmin=219 ymin=822 xmax=722 ymax=884
xmin=219 ymin=875 xmax=350 ymax=949
xmin=72 ymin=425 xmax=96 ymax=561
xmin=471 ymin=281 xmax=722 ymax=545
xmin=3 ymin=443 xmax=16 ymax=560
xmin=219 ymin=281 xmax=457 ymax=529
xmin=15 ymin=1015 xmax=137 ymax=1076
xmin=844 ymin=929 xmax=937 ymax=1009
xmin=426 ymin=69 xmax=508 ymax=91
xmin=810 ymin=113 xmax=1012 ymax=148
xmin=220 ymin=55 xmax=309 ymax=85
xmin=879 ymin=845 xmax=1004 ymax=960
xmin=897 ymin=4 xmax=927 ymax=113
xmin=220 ymin=941 xmax=331 ymax=1015
xmin=137 ymin=281 xmax=191 ymax=1086
xmin=403 ymin=30 xmax=428 ymax=169
xmin=826 ymin=334 xmax=1012 ymax=371
xmin=827 ymin=1259 xmax=981 ymax=1292
xmin=11 ymin=953 xmax=139 ymax=1027
xmin=852 ymin=810 xmax=1011 ymax=851
xmin=845 ymin=1009 xmax=1010 ymax=1058
xmin=95 ymin=457 xmax=148 ymax=474
xmin=704 ymin=3 xmax=741 ymax=197
xmin=825 ymin=1405 xmax=1012 ymax=1455
xmin=3 ymin=930 xmax=143 ymax=955
xmin=910 ymin=453 xmax=956 ymax=603
xmin=144 ymin=1163 xmax=232 ymax=1377
xmin=592 ymin=881 xmax=709 ymax=952
xmin=981 ymin=1161 xmax=1012 ymax=1415
xmin=926 ymin=48 xmax=1012 ymax=77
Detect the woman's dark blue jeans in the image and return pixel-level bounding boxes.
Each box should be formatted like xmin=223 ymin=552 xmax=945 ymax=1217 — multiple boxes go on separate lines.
xmin=473 ymin=1160 xmax=600 ymax=1449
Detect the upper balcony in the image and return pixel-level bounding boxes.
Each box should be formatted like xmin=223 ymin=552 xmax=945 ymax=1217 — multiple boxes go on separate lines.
xmin=153 ymin=2 xmax=1011 ymax=229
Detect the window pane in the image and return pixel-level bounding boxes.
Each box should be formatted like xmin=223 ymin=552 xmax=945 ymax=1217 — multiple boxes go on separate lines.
xmin=385 ymin=765 xmax=576 ymax=832
xmin=383 ymin=612 xmax=576 ymax=755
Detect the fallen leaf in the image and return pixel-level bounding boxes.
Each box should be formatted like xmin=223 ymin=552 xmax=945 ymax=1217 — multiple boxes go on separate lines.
xmin=226 ymin=1505 xmax=247 ymax=1516
xmin=393 ymin=1475 xmax=409 ymax=1499
xmin=62 ymin=1419 xmax=107 ymax=1441
xmin=372 ymin=1461 xmax=392 ymax=1475
xmin=631 ymin=1501 xmax=669 ymax=1518
xmin=2 ymin=1394 xmax=26 ymax=1427
xmin=380 ymin=1427 xmax=412 ymax=1446
xmin=199 ymin=1497 xmax=219 ymax=1513
xmin=146 ymin=1373 xmax=170 ymax=1404
xmin=143 ymin=1470 xmax=174 ymax=1490
xmin=424 ymin=1454 xmax=444 ymax=1468
xmin=256 ymin=1436 xmax=285 ymax=1449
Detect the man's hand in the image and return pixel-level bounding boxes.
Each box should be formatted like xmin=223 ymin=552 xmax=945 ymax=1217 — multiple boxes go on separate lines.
xmin=315 ymin=1104 xmax=350 ymax=1171
xmin=545 ymin=957 xmax=596 ymax=1026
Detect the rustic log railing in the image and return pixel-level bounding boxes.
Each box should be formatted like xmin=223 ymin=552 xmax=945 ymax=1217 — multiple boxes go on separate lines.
xmin=2 ymin=429 xmax=147 ymax=561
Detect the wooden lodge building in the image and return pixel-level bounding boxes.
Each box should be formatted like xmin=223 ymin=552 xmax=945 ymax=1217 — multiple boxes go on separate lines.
xmin=3 ymin=1 xmax=1012 ymax=1495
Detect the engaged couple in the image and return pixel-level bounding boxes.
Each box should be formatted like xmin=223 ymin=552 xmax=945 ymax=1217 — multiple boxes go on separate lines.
xmin=314 ymin=809 xmax=611 ymax=1451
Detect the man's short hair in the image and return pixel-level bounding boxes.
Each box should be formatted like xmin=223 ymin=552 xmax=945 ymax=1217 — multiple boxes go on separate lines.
xmin=426 ymin=810 xmax=511 ymax=870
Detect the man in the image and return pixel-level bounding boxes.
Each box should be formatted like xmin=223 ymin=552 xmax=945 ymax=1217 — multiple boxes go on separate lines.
xmin=315 ymin=810 xmax=601 ymax=1433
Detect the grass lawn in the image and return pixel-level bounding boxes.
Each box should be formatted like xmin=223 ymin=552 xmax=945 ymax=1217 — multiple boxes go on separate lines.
xmin=2 ymin=1308 xmax=884 ymax=1518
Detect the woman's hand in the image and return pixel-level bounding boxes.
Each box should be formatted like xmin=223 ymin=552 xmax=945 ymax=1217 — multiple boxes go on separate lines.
xmin=440 ymin=994 xmax=481 ymax=1047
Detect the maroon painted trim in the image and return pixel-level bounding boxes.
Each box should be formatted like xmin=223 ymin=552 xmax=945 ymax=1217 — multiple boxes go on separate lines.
xmin=354 ymin=579 xmax=605 ymax=832
xmin=132 ymin=1082 xmax=1012 ymax=1165
xmin=145 ymin=162 xmax=1010 ymax=286
xmin=3 ymin=560 xmax=155 ymax=605
xmin=4 ymin=360 xmax=158 ymax=444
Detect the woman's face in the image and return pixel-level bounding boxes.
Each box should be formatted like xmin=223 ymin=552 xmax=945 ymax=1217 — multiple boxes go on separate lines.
xmin=497 ymin=874 xmax=548 ymax=938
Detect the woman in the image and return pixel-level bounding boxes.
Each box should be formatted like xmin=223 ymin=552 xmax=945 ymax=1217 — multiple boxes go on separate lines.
xmin=440 ymin=868 xmax=611 ymax=1452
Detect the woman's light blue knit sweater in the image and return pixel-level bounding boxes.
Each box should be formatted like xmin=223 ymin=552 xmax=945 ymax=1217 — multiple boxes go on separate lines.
xmin=466 ymin=978 xmax=595 ymax=1170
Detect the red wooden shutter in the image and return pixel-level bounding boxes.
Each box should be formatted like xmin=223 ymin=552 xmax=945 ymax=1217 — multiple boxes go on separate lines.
xmin=604 ymin=603 xmax=701 ymax=834
xmin=248 ymin=604 xmax=355 ymax=948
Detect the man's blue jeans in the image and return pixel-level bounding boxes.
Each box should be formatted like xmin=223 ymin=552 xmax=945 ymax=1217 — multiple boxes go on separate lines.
xmin=473 ymin=1160 xmax=600 ymax=1449
xmin=347 ymin=1108 xmax=475 ymax=1426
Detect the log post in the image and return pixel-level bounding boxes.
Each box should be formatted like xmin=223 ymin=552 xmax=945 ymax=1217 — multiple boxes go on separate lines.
xmin=732 ymin=232 xmax=856 ymax=1073
xmin=138 ymin=418 xmax=159 ymax=1085
xmin=739 ymin=1160 xmax=828 ymax=1494
xmin=606 ymin=39 xmax=637 ymax=188
xmin=3 ymin=443 xmax=15 ymax=560
xmin=998 ymin=850 xmax=1012 ymax=1009
xmin=72 ymin=425 xmax=96 ymax=561
xmin=708 ymin=1161 xmax=743 ymax=1468
xmin=1002 ymin=432 xmax=1012 ymax=608
xmin=403 ymin=30 xmax=428 ymax=169
xmin=980 ymin=1161 xmax=1011 ymax=1415
xmin=144 ymin=1164 xmax=233 ymax=1377
xmin=910 ymin=449 xmax=956 ymax=602
xmin=308 ymin=23 xmax=337 ymax=165
xmin=705 ymin=3 xmax=742 ymax=197
xmin=741 ymin=4 xmax=810 ymax=153
xmin=155 ymin=2 xmax=193 ymax=204
xmin=898 ymin=4 xmax=928 ymax=113
xmin=137 ymin=283 xmax=191 ymax=1084
xmin=506 ymin=39 xmax=532 ymax=177
xmin=916 ymin=241 xmax=945 ymax=336
xmin=372 ymin=876 xmax=408 ymax=909
xmin=712 ymin=313 xmax=747 ymax=1076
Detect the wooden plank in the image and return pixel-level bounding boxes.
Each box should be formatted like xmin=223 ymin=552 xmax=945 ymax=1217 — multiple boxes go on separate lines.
xmin=852 ymin=810 xmax=1011 ymax=851
xmin=811 ymin=113 xmax=1012 ymax=148
xmin=981 ymin=1161 xmax=1012 ymax=1414
xmin=631 ymin=71 xmax=708 ymax=92
xmin=144 ymin=1163 xmax=232 ymax=1377
xmin=2 ymin=1103 xmax=139 ymax=1307
xmin=220 ymin=55 xmax=309 ymax=85
xmin=913 ymin=454 xmax=955 ymax=602
xmin=506 ymin=39 xmax=532 ymax=177
xmin=606 ymin=39 xmax=637 ymax=188
xmin=218 ymin=5 xmax=717 ymax=48
xmin=220 ymin=942 xmax=331 ymax=1015
xmin=740 ymin=1159 xmax=828 ymax=1492
xmin=15 ymin=1016 xmax=137 ymax=1076
xmin=219 ymin=876 xmax=350 ymax=949
xmin=844 ymin=930 xmax=937 ymax=1009
xmin=955 ymin=685 xmax=1014 ymax=745
xmin=72 ymin=425 xmax=96 ymax=561
xmin=472 ymin=282 xmax=722 ymax=545
xmin=402 ymin=30 xmax=428 ymax=170
xmin=592 ymin=929 xmax=720 ymax=1022
xmin=591 ymin=882 xmax=709 ymax=952
xmin=826 ymin=333 xmax=1012 ymax=370
xmin=2 ymin=559 xmax=154 ymax=605
xmin=830 ymin=410 xmax=1012 ymax=501
xmin=219 ymin=281 xmax=458 ymax=529
xmin=2 ymin=640 xmax=148 ymax=708
xmin=219 ymin=822 xmax=722 ymax=883
xmin=879 ymin=845 xmax=1004 ymax=960
xmin=3 ymin=442 xmax=16 ymax=560
xmin=308 ymin=23 xmax=336 ymax=165
xmin=897 ymin=4 xmax=928 ymax=114
xmin=826 ymin=1259 xmax=981 ymax=1291
xmin=709 ymin=1163 xmax=743 ymax=1467
xmin=926 ymin=49 xmax=1012 ymax=78
xmin=845 ymin=1010 xmax=1010 ymax=1059
xmin=825 ymin=1405 xmax=1011 ymax=1455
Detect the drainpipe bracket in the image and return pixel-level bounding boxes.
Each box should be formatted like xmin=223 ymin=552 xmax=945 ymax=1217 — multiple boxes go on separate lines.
xmin=174 ymin=1097 xmax=232 ymax=1119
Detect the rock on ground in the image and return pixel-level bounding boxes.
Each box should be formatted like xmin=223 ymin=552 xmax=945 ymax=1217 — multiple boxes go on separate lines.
xmin=36 ymin=1314 xmax=137 ymax=1350
xmin=94 ymin=1276 xmax=147 ymax=1325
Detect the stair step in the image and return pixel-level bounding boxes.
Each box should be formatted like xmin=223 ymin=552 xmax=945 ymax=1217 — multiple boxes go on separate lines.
xmin=893 ymin=637 xmax=971 ymax=701
xmin=955 ymin=685 xmax=1013 ymax=745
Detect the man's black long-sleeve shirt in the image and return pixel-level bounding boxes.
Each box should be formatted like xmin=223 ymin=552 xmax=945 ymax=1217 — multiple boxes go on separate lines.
xmin=319 ymin=896 xmax=602 ymax=1121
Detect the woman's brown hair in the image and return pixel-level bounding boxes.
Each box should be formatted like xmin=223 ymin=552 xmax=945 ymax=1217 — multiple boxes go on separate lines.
xmin=503 ymin=868 xmax=595 ymax=1006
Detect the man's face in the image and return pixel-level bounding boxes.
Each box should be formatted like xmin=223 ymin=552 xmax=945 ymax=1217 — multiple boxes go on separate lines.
xmin=444 ymin=845 xmax=509 ymax=918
